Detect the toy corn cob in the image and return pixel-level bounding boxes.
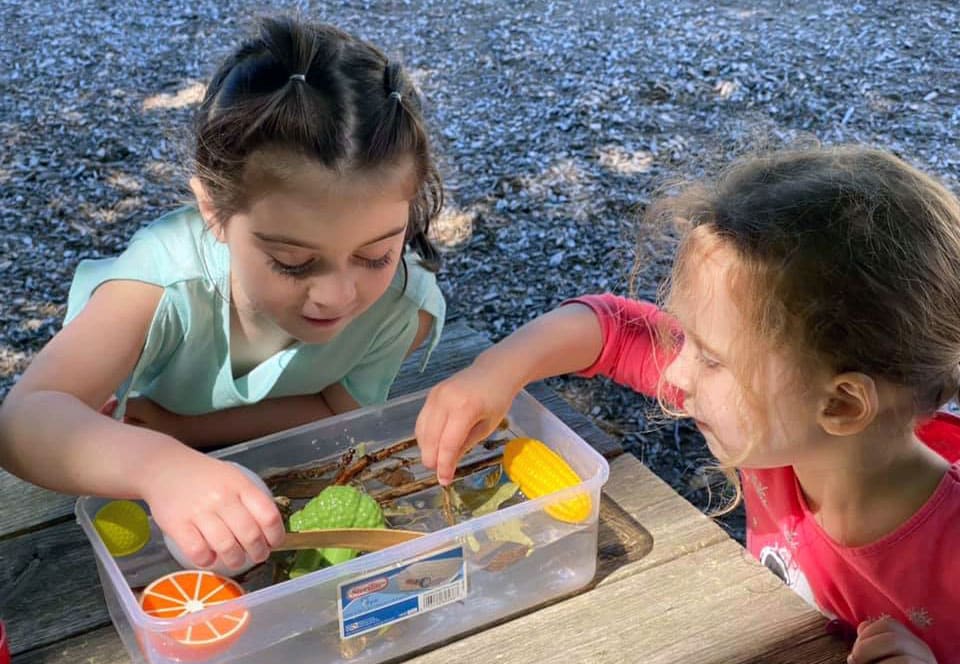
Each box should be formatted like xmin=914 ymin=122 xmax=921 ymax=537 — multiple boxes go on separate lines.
xmin=502 ymin=438 xmax=591 ymax=523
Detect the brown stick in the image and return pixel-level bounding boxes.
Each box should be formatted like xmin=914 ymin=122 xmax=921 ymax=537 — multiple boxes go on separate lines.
xmin=440 ymin=486 xmax=457 ymax=526
xmin=369 ymin=436 xmax=420 ymax=462
xmin=266 ymin=436 xmax=419 ymax=493
xmin=332 ymin=452 xmax=368 ymax=485
xmin=267 ymin=426 xmax=513 ymax=499
xmin=332 ymin=436 xmax=422 ymax=485
xmin=371 ymin=455 xmax=504 ymax=502
xmin=263 ymin=449 xmax=352 ymax=487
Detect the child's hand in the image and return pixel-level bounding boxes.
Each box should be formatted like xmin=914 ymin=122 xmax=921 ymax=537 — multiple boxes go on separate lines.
xmin=848 ymin=617 xmax=937 ymax=664
xmin=142 ymin=454 xmax=286 ymax=570
xmin=416 ymin=362 xmax=520 ymax=485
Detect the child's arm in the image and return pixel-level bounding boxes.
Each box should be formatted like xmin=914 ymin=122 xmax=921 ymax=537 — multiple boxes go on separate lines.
xmin=416 ymin=303 xmax=604 ymax=484
xmin=0 ymin=280 xmax=284 ymax=569
xmin=117 ymin=393 xmax=337 ymax=447
xmin=848 ymin=616 xmax=937 ymax=663
xmin=416 ymin=296 xmax=676 ymax=484
xmin=116 ymin=310 xmax=437 ymax=445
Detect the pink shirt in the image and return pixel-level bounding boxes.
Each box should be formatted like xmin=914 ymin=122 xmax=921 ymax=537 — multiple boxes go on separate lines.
xmin=569 ymin=294 xmax=960 ymax=661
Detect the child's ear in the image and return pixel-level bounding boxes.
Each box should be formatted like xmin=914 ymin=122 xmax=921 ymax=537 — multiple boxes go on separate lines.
xmin=816 ymin=372 xmax=879 ymax=436
xmin=189 ymin=176 xmax=226 ymax=243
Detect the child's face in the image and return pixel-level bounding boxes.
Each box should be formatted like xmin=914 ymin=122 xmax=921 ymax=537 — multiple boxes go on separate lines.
xmin=217 ymin=159 xmax=414 ymax=345
xmin=663 ymin=235 xmax=828 ymax=468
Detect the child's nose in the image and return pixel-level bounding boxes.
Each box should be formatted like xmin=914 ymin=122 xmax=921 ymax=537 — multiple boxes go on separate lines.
xmin=307 ymin=272 xmax=356 ymax=310
xmin=663 ymin=344 xmax=695 ymax=395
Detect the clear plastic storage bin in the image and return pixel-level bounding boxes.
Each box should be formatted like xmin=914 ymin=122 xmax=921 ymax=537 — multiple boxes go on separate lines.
xmin=76 ymin=388 xmax=610 ymax=663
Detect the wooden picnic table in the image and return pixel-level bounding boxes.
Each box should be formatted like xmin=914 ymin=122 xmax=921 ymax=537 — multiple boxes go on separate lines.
xmin=0 ymin=321 xmax=848 ymax=663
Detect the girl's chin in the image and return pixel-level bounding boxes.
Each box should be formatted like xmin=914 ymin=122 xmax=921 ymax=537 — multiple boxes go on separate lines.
xmin=700 ymin=431 xmax=740 ymax=465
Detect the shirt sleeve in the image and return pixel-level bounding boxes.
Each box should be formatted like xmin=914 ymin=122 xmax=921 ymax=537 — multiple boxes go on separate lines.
xmin=562 ymin=294 xmax=682 ymax=405
xmin=64 ymin=231 xmax=167 ymax=325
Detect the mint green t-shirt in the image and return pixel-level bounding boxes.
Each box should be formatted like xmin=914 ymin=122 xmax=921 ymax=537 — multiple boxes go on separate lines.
xmin=65 ymin=207 xmax=445 ymax=416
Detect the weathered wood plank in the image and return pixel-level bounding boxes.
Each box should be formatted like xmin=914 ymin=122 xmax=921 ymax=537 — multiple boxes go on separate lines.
xmin=0 ymin=473 xmax=75 ymax=538
xmin=0 ymin=520 xmax=108 ymax=655
xmin=524 ymin=382 xmax=622 ymax=458
xmin=407 ymin=537 xmax=848 ymax=664
xmin=16 ymin=560 xmax=846 ymax=664
xmin=14 ymin=626 xmax=126 ymax=664
xmin=595 ymin=455 xmax=731 ymax=582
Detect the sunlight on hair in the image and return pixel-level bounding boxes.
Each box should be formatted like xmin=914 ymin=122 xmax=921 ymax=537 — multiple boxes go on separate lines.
xmin=595 ymin=144 xmax=653 ymax=174
xmin=142 ymin=81 xmax=206 ymax=111
xmin=430 ymin=203 xmax=474 ymax=249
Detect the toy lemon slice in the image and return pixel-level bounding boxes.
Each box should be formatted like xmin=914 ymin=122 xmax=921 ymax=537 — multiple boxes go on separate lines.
xmin=502 ymin=438 xmax=592 ymax=523
xmin=94 ymin=500 xmax=151 ymax=557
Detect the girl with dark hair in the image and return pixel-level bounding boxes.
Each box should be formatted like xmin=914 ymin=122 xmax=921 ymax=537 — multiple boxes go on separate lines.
xmin=0 ymin=17 xmax=445 ymax=574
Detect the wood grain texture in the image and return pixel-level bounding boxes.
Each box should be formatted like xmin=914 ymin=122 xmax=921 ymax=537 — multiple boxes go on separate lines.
xmin=0 ymin=472 xmax=76 ymax=538
xmin=15 ymin=626 xmax=127 ymax=664
xmin=0 ymin=520 xmax=108 ymax=654
xmin=596 ymin=455 xmax=731 ymax=582
xmin=406 ymin=537 xmax=847 ymax=664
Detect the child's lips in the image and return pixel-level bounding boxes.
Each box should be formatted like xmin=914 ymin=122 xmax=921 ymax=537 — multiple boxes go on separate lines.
xmin=301 ymin=314 xmax=344 ymax=328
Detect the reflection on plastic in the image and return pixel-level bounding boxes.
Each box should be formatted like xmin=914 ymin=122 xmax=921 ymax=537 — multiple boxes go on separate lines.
xmin=389 ymin=559 xmax=463 ymax=592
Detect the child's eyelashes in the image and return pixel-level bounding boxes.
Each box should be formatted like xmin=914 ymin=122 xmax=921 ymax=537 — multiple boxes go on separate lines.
xmin=266 ymin=251 xmax=394 ymax=279
xmin=357 ymin=251 xmax=394 ymax=270
xmin=268 ymin=256 xmax=315 ymax=277
xmin=696 ymin=352 xmax=722 ymax=370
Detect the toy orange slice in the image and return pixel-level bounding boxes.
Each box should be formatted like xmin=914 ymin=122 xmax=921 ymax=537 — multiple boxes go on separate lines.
xmin=139 ymin=570 xmax=248 ymax=660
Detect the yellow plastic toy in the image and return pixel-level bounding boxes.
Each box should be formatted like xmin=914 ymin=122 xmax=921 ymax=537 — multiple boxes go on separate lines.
xmin=93 ymin=500 xmax=150 ymax=557
xmin=502 ymin=437 xmax=592 ymax=523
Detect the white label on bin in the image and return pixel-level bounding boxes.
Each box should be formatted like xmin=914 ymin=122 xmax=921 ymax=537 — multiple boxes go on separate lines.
xmin=337 ymin=546 xmax=467 ymax=639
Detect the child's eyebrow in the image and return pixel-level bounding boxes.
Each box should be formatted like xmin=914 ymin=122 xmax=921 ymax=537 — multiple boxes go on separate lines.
xmin=687 ymin=329 xmax=726 ymax=360
xmin=253 ymin=232 xmax=317 ymax=248
xmin=358 ymin=224 xmax=407 ymax=246
xmin=253 ymin=224 xmax=407 ymax=250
